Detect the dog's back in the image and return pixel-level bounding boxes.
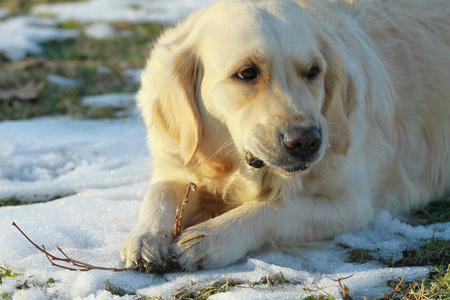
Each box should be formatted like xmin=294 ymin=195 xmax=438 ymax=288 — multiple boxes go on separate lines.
xmin=364 ymin=0 xmax=450 ymax=209
xmin=314 ymin=0 xmax=450 ymax=211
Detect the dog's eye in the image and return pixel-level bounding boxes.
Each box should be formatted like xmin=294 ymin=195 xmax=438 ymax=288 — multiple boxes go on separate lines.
xmin=236 ymin=66 xmax=258 ymax=80
xmin=306 ymin=66 xmax=320 ymax=81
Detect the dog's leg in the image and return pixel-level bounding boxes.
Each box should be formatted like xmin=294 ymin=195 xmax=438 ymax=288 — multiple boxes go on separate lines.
xmin=171 ymin=200 xmax=276 ymax=271
xmin=121 ymin=181 xmax=185 ymax=272
xmin=271 ymin=194 xmax=375 ymax=244
xmin=172 ymin=192 xmax=374 ymax=271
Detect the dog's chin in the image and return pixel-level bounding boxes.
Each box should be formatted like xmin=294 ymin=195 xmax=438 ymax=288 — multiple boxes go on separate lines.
xmin=245 ymin=152 xmax=311 ymax=175
xmin=280 ymin=163 xmax=310 ymax=173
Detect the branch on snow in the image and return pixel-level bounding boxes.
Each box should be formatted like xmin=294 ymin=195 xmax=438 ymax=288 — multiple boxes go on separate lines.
xmin=12 ymin=222 xmax=127 ymax=272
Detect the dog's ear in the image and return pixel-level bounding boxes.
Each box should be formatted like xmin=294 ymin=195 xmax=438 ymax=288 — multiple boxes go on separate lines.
xmin=320 ymin=41 xmax=356 ymax=156
xmin=152 ymin=48 xmax=203 ymax=165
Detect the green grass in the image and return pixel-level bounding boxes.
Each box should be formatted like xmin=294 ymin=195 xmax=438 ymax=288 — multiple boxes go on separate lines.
xmin=0 ymin=22 xmax=161 ymax=120
xmin=338 ymin=200 xmax=450 ymax=300
xmin=409 ymin=199 xmax=450 ymax=226
xmin=0 ymin=267 xmax=23 ymax=299
xmin=342 ymin=199 xmax=450 ymax=268
xmin=0 ymin=267 xmax=57 ymax=299
xmin=392 ymin=238 xmax=450 ymax=268
xmin=0 ymin=198 xmax=26 ymax=207
xmin=343 ymin=248 xmax=375 ymax=264
xmin=342 ymin=236 xmax=450 ymax=269
xmin=105 ymin=280 xmax=136 ymax=297
xmin=0 ymin=267 xmax=22 ymax=284
xmin=173 ymin=278 xmax=241 ymax=300
xmin=407 ymin=266 xmax=450 ymax=299
xmin=0 ymin=194 xmax=69 ymax=206
xmin=384 ymin=265 xmax=450 ymax=300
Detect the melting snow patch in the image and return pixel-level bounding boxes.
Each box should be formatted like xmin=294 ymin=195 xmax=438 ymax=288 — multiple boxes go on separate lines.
xmin=0 ymin=8 xmax=9 ymax=19
xmin=81 ymin=93 xmax=136 ymax=109
xmin=0 ymin=15 xmax=78 ymax=60
xmin=32 ymin=0 xmax=217 ymax=24
xmin=84 ymin=23 xmax=116 ymax=39
xmin=123 ymin=68 xmax=143 ymax=84
xmin=47 ymin=74 xmax=83 ymax=88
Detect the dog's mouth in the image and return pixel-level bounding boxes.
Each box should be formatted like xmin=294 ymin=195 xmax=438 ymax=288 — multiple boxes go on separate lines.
xmin=245 ymin=152 xmax=310 ymax=173
xmin=245 ymin=152 xmax=265 ymax=169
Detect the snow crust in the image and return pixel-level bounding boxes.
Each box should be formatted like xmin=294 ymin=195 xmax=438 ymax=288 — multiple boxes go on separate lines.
xmin=31 ymin=0 xmax=216 ymax=24
xmin=1 ymin=115 xmax=448 ymax=299
xmin=0 ymin=117 xmax=150 ymax=202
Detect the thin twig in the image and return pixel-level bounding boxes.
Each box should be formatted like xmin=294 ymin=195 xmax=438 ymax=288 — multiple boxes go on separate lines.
xmin=43 ymin=245 xmax=80 ymax=271
xmin=173 ymin=182 xmax=197 ymax=238
xmin=12 ymin=222 xmax=127 ymax=272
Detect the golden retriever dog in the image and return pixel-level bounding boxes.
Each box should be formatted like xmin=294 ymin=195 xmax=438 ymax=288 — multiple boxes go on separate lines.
xmin=121 ymin=0 xmax=450 ymax=272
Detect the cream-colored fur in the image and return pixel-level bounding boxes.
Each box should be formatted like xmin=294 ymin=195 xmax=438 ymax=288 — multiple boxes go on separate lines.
xmin=121 ymin=0 xmax=450 ymax=271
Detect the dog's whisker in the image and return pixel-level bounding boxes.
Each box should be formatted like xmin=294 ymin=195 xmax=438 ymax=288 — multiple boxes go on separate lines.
xmin=223 ymin=148 xmax=240 ymax=159
xmin=208 ymin=139 xmax=236 ymax=161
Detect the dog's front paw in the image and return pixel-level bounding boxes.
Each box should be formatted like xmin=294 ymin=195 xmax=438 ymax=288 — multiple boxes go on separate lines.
xmin=171 ymin=224 xmax=247 ymax=271
xmin=121 ymin=228 xmax=177 ymax=273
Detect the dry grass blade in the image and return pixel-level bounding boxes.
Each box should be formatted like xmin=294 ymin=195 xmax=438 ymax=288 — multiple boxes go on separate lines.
xmin=12 ymin=222 xmax=127 ymax=272
xmin=266 ymin=273 xmax=273 ymax=291
xmin=377 ymin=274 xmax=408 ymax=300
xmin=0 ymin=81 xmax=44 ymax=102
xmin=174 ymin=278 xmax=241 ymax=300
xmin=332 ymin=274 xmax=354 ymax=300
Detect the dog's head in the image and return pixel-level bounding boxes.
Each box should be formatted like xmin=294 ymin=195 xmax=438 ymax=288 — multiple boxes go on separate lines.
xmin=143 ymin=0 xmax=355 ymax=176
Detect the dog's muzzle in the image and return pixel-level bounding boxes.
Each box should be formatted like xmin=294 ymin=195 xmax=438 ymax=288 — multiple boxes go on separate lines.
xmin=245 ymin=126 xmax=322 ymax=173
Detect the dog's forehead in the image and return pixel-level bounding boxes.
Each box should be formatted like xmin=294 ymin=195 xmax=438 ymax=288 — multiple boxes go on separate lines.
xmin=195 ymin=0 xmax=319 ymax=66
xmin=198 ymin=0 xmax=314 ymax=36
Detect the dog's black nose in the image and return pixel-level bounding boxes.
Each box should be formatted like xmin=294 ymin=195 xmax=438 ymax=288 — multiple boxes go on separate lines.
xmin=282 ymin=126 xmax=322 ymax=158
